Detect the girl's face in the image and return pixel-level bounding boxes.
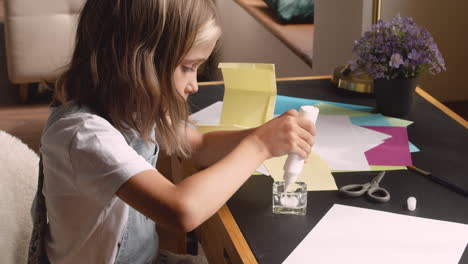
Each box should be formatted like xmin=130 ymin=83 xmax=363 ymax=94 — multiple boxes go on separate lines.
xmin=173 ymin=38 xmax=217 ymax=100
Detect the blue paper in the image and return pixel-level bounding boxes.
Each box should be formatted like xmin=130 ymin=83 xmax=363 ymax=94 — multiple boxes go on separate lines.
xmin=350 ymin=114 xmax=391 ymax=126
xmin=274 ymin=95 xmax=373 ymax=115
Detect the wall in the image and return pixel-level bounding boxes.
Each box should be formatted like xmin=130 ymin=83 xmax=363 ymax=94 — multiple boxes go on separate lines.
xmin=311 ymin=0 xmax=372 ymax=76
xmin=311 ymin=0 xmax=468 ymax=102
xmin=217 ymin=0 xmax=468 ymax=102
xmin=213 ymin=0 xmax=312 ymax=80
xmin=380 ymin=0 xmax=468 ymax=102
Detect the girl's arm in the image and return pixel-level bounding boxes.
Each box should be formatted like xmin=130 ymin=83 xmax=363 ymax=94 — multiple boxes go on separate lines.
xmin=116 ymin=110 xmax=315 ymax=232
xmin=186 ymin=126 xmax=255 ymax=168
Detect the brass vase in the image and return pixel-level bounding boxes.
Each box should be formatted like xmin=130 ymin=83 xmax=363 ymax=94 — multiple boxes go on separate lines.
xmin=332 ymin=65 xmax=374 ymax=94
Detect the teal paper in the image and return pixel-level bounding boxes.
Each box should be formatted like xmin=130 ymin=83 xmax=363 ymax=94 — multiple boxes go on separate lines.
xmin=275 ymin=95 xmax=321 ymax=114
xmin=274 ymin=95 xmax=373 ymax=115
xmin=409 ymin=142 xmax=420 ymax=153
xmin=324 ymin=102 xmax=373 ymax=113
xmin=274 ymin=95 xmax=420 ymax=153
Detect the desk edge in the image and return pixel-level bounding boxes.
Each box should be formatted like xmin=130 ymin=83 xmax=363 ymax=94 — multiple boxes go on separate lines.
xmin=198 ymin=75 xmax=332 ymax=86
xmin=218 ymin=205 xmax=258 ymax=264
xmin=416 ymin=87 xmax=468 ymax=129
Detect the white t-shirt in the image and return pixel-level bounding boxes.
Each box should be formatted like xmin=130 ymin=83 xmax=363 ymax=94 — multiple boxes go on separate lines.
xmin=40 ymin=110 xmax=156 ymax=264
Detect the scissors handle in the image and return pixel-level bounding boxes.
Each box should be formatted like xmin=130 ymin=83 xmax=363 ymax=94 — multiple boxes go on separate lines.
xmin=372 ymin=171 xmax=386 ymax=184
xmin=367 ymin=187 xmax=391 ymax=202
xmin=339 ymin=183 xmax=370 ymax=197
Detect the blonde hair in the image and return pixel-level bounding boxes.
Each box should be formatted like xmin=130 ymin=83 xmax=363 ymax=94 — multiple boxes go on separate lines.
xmin=195 ymin=18 xmax=222 ymax=47
xmin=55 ymin=0 xmax=220 ymax=158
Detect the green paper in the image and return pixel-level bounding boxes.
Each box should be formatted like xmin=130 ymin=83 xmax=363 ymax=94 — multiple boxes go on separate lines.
xmin=386 ymin=117 xmax=414 ymax=127
xmin=369 ymin=165 xmax=407 ymax=171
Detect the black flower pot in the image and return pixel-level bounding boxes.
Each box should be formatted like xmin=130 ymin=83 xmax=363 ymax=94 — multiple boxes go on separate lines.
xmin=374 ymin=78 xmax=418 ymax=118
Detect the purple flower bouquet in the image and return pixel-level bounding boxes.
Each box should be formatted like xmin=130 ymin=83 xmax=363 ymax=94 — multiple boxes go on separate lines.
xmin=349 ymin=14 xmax=446 ymax=80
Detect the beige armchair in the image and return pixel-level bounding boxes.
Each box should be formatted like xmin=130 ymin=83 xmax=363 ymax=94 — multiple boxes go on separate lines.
xmin=0 ymin=130 xmax=39 ymax=264
xmin=3 ymin=0 xmax=85 ymax=102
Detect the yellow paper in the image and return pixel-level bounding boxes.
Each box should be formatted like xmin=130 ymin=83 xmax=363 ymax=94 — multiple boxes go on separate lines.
xmin=264 ymin=152 xmax=338 ymax=191
xmin=219 ymin=63 xmax=277 ymax=128
xmin=196 ymin=124 xmax=247 ymax=133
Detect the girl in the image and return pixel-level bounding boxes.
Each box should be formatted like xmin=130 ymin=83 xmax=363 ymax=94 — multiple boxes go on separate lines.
xmin=29 ymin=0 xmax=316 ymax=263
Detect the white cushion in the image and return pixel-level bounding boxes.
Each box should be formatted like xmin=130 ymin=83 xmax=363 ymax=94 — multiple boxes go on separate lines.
xmin=3 ymin=0 xmax=86 ymax=83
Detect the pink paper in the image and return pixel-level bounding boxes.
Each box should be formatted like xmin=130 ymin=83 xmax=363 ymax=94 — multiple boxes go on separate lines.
xmin=363 ymin=126 xmax=413 ymax=166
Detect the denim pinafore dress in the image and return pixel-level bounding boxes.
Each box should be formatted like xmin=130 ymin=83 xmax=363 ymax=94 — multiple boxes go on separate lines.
xmin=115 ymin=127 xmax=160 ymax=264
xmin=31 ymin=104 xmax=160 ymax=264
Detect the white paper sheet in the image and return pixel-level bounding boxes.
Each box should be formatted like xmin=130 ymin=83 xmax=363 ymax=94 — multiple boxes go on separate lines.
xmin=255 ymin=164 xmax=270 ymax=176
xmin=284 ymin=204 xmax=468 ymax=264
xmin=352 ymin=125 xmax=391 ymax=151
xmin=189 ymin=101 xmax=223 ymax=125
xmin=190 ymin=103 xmax=396 ymax=172
xmin=313 ymin=115 xmax=370 ymax=171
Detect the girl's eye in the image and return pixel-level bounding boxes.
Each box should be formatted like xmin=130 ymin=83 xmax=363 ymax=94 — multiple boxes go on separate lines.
xmin=182 ymin=65 xmax=195 ymax=72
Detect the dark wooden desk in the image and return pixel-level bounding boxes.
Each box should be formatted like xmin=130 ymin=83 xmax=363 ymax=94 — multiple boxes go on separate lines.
xmin=191 ymin=76 xmax=468 ymax=264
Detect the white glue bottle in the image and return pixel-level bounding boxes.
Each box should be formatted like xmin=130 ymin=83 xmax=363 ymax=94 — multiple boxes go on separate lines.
xmin=283 ymin=106 xmax=319 ymax=192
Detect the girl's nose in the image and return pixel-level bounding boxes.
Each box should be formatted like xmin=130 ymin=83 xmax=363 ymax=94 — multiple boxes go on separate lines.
xmin=186 ymin=81 xmax=198 ymax=95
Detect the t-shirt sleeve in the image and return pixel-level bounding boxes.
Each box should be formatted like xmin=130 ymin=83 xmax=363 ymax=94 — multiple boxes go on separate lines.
xmin=69 ymin=115 xmax=155 ymax=206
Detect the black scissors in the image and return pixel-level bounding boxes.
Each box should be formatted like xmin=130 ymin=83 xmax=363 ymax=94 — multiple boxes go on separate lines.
xmin=339 ymin=171 xmax=390 ymax=203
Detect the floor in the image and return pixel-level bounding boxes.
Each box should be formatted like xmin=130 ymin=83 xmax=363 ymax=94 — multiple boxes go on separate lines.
xmin=0 ymin=104 xmax=49 ymax=153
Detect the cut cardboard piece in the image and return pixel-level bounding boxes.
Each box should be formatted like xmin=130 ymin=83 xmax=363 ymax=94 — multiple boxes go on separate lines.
xmin=219 ymin=63 xmax=277 ymax=128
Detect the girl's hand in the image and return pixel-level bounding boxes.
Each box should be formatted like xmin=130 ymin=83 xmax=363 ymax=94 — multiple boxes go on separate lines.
xmin=249 ymin=109 xmax=316 ymax=160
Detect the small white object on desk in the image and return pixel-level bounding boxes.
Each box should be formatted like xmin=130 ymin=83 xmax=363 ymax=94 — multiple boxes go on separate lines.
xmin=407 ymin=196 xmax=417 ymax=211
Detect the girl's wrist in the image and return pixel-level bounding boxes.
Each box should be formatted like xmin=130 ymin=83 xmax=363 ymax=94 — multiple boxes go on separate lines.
xmin=243 ymin=131 xmax=271 ymax=161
